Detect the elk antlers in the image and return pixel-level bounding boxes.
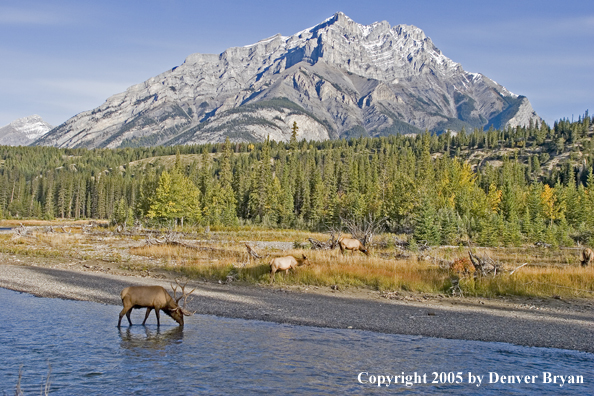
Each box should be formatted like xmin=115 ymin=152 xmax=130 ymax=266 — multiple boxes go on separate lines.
xmin=171 ymin=279 xmax=196 ymax=315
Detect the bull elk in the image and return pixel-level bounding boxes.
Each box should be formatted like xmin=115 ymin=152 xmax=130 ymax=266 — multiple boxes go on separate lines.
xmin=338 ymin=237 xmax=369 ymax=256
xmin=270 ymin=255 xmax=310 ymax=282
xmin=118 ymin=280 xmax=195 ymax=327
xmin=581 ymin=248 xmax=593 ymax=267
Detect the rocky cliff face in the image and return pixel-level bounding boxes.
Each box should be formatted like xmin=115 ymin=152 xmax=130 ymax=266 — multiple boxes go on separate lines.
xmin=35 ymin=12 xmax=542 ymax=148
xmin=0 ymin=115 xmax=52 ymax=146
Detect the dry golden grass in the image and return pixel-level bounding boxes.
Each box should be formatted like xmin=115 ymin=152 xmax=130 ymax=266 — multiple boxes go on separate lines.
xmin=1 ymin=226 xmax=592 ymax=299
xmin=461 ymin=265 xmax=594 ymax=298
xmin=212 ymin=227 xmax=327 ymax=243
xmin=35 ymin=233 xmax=76 ymax=249
xmin=129 ymin=242 xmax=594 ymax=298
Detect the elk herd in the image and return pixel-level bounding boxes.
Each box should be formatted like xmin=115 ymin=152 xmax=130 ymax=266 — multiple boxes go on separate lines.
xmin=117 ymin=239 xmax=592 ymax=327
xmin=117 ymin=235 xmax=371 ymax=326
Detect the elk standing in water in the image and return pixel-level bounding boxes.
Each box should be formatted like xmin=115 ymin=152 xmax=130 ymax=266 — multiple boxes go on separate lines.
xmin=118 ymin=280 xmax=195 ymax=327
xmin=338 ymin=237 xmax=369 ymax=256
xmin=270 ymin=255 xmax=310 ymax=282
xmin=581 ymin=248 xmax=593 ymax=267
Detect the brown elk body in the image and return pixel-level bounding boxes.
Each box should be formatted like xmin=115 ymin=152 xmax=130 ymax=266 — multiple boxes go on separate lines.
xmin=270 ymin=255 xmax=310 ymax=282
xmin=338 ymin=237 xmax=369 ymax=256
xmin=118 ymin=283 xmax=194 ymax=327
xmin=581 ymin=248 xmax=593 ymax=267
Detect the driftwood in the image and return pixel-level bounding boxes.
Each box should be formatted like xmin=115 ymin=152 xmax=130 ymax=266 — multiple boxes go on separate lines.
xmin=468 ymin=250 xmax=501 ymax=276
xmin=241 ymin=244 xmax=269 ymax=268
xmin=309 ymin=230 xmax=342 ymax=250
xmin=509 ymin=263 xmax=528 ymax=275
xmin=12 ymin=224 xmax=29 ymax=239
xmin=145 ymin=233 xmax=226 ymax=253
xmin=245 ymin=243 xmax=262 ymax=259
xmin=449 ymin=277 xmax=464 ymax=297
xmin=393 ymin=237 xmax=409 ymax=249
xmin=308 ymin=238 xmax=327 ymax=250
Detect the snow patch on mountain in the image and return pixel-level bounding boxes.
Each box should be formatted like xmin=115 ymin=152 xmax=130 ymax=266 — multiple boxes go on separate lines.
xmin=0 ymin=115 xmax=53 ymax=146
xmin=34 ymin=12 xmax=542 ymax=149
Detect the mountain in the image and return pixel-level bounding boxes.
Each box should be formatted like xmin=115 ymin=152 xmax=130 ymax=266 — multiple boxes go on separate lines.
xmin=35 ymin=12 xmax=541 ymax=149
xmin=0 ymin=115 xmax=53 ymax=146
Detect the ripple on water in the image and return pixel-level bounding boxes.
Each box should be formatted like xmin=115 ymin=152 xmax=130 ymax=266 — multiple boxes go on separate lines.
xmin=0 ymin=288 xmax=592 ymax=395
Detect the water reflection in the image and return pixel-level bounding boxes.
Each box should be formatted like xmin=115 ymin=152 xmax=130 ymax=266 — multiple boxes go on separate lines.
xmin=1 ymin=288 xmax=593 ymax=395
xmin=118 ymin=326 xmax=184 ymax=351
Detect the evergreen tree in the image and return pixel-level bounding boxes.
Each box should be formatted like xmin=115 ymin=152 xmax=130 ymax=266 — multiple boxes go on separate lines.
xmin=290 ymin=121 xmax=299 ymax=150
xmin=413 ymin=196 xmax=440 ymax=245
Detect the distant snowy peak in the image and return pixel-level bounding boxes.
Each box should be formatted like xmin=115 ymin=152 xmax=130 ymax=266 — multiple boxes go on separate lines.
xmin=10 ymin=115 xmax=52 ymax=140
xmin=0 ymin=115 xmax=53 ymax=146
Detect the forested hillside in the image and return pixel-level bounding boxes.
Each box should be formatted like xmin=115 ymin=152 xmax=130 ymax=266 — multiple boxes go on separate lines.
xmin=1 ymin=112 xmax=592 ymax=247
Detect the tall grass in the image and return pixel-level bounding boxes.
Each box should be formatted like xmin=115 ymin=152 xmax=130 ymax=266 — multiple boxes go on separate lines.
xmin=459 ymin=266 xmax=594 ymax=297
xmin=2 ymin=227 xmax=593 ymax=299
xmin=129 ymin=243 xmax=594 ymax=298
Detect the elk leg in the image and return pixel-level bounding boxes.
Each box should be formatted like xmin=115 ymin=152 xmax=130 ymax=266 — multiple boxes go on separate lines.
xmin=155 ymin=309 xmax=161 ymax=326
xmin=118 ymin=307 xmax=130 ymax=327
xmin=142 ymin=308 xmax=152 ymax=325
xmin=125 ymin=309 xmax=133 ymax=325
xmin=270 ymin=269 xmax=276 ymax=283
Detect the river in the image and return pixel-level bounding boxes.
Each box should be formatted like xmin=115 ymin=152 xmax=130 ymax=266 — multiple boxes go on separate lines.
xmin=0 ymin=288 xmax=591 ymax=395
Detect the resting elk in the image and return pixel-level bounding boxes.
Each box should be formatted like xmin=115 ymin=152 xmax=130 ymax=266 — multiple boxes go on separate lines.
xmin=270 ymin=255 xmax=310 ymax=282
xmin=118 ymin=280 xmax=195 ymax=327
xmin=338 ymin=237 xmax=369 ymax=256
xmin=581 ymin=248 xmax=593 ymax=267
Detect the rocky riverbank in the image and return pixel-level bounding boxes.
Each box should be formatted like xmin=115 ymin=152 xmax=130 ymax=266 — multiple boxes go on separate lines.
xmin=0 ymin=258 xmax=592 ymax=353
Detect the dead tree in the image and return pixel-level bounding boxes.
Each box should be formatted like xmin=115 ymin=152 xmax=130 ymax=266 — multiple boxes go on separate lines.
xmin=245 ymin=243 xmax=262 ymax=259
xmin=12 ymin=224 xmax=29 ymax=239
xmin=308 ymin=238 xmax=329 ymax=250
xmin=340 ymin=214 xmax=385 ymax=246
xmin=468 ymin=250 xmax=501 ymax=276
xmin=328 ymin=227 xmax=342 ymax=249
xmin=308 ymin=226 xmax=342 ymax=250
xmin=242 ymin=243 xmax=263 ymax=267
xmin=449 ymin=277 xmax=463 ymax=297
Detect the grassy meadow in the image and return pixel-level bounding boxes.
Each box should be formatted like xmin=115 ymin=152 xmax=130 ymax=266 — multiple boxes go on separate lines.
xmin=1 ymin=221 xmax=592 ymax=300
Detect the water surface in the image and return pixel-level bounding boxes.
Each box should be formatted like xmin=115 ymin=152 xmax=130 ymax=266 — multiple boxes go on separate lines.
xmin=1 ymin=288 xmax=591 ymax=395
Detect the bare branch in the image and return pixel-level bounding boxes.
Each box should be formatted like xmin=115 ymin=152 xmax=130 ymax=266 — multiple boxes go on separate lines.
xmin=339 ymin=214 xmax=385 ymax=246
xmin=510 ymin=263 xmax=528 ymax=275
xmin=245 ymin=243 xmax=262 ymax=259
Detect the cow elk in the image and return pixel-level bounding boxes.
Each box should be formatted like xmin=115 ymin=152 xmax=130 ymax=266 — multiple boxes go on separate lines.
xmin=338 ymin=237 xmax=369 ymax=256
xmin=118 ymin=280 xmax=196 ymax=327
xmin=270 ymin=255 xmax=310 ymax=282
xmin=581 ymin=248 xmax=593 ymax=267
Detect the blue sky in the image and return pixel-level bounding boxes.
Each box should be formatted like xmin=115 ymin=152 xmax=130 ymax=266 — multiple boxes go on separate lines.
xmin=1 ymin=0 xmax=592 ymax=127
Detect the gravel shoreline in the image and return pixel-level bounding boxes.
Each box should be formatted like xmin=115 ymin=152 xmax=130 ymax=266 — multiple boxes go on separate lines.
xmin=1 ymin=263 xmax=592 ymax=353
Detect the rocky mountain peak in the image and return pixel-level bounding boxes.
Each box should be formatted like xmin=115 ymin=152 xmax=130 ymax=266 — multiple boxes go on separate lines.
xmin=34 ymin=13 xmax=541 ymax=149
xmin=0 ymin=115 xmax=52 ymax=146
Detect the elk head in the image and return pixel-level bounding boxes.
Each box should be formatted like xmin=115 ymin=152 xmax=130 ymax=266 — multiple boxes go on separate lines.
xmin=169 ymin=279 xmax=196 ymax=326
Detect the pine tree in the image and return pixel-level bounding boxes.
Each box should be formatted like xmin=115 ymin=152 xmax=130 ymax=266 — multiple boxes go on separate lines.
xmin=218 ymin=138 xmax=238 ymax=225
xmin=413 ymin=196 xmax=440 ymax=245
xmin=290 ymin=121 xmax=299 ymax=150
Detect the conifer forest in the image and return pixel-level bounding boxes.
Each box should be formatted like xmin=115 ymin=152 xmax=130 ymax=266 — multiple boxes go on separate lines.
xmin=1 ymin=113 xmax=593 ymax=248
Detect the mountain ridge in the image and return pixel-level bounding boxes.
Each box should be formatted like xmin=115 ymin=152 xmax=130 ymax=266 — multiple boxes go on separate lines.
xmin=35 ymin=12 xmax=541 ymax=148
xmin=0 ymin=115 xmax=52 ymax=146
